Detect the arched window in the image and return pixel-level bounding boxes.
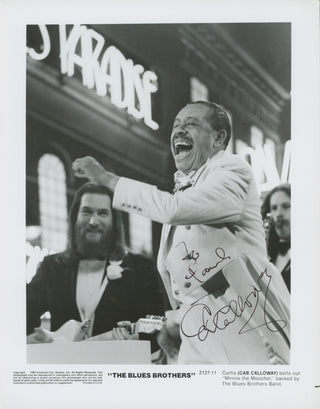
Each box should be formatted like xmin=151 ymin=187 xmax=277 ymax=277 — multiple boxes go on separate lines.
xmin=38 ymin=153 xmax=68 ymax=252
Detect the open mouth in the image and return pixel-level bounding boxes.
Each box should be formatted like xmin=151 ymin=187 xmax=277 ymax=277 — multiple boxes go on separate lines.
xmin=85 ymin=227 xmax=102 ymax=236
xmin=173 ymin=139 xmax=193 ymax=156
xmin=85 ymin=231 xmax=102 ymax=241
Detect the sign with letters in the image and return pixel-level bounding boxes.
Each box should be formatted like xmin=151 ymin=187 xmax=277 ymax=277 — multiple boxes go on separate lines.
xmin=27 ymin=25 xmax=159 ymax=130
xmin=238 ymin=140 xmax=291 ymax=193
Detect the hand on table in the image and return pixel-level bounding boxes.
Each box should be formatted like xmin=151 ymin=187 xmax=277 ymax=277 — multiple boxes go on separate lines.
xmin=27 ymin=328 xmax=53 ymax=344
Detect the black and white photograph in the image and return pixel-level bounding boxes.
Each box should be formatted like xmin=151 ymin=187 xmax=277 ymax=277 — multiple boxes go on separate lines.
xmin=0 ymin=0 xmax=319 ymax=408
xmin=25 ymin=22 xmax=291 ymax=365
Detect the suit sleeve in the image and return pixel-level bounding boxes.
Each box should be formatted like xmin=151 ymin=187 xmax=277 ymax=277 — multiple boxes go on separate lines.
xmin=26 ymin=257 xmax=50 ymax=335
xmin=133 ymin=255 xmax=170 ymax=352
xmin=135 ymin=255 xmax=170 ymax=317
xmin=113 ymin=158 xmax=252 ymax=225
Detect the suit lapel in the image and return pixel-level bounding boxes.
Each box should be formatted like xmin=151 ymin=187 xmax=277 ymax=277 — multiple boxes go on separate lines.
xmin=69 ymin=260 xmax=79 ymax=309
xmin=93 ymin=257 xmax=135 ymax=334
xmin=157 ymin=158 xmax=219 ymax=307
xmin=61 ymin=257 xmax=81 ymax=320
xmin=95 ymin=256 xmax=134 ymax=313
xmin=159 ymin=161 xmax=209 ymax=268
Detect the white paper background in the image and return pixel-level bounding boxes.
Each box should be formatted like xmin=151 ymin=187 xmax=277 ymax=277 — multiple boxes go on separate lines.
xmin=0 ymin=0 xmax=319 ymax=408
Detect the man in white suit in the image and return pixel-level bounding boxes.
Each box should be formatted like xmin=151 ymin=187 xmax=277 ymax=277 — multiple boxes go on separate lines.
xmin=73 ymin=101 xmax=290 ymax=364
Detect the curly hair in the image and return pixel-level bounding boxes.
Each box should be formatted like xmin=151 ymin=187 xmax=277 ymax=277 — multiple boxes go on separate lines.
xmin=261 ymin=183 xmax=291 ymax=263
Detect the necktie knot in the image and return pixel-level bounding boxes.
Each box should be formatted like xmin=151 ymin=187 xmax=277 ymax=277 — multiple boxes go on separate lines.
xmin=173 ymin=170 xmax=195 ymax=193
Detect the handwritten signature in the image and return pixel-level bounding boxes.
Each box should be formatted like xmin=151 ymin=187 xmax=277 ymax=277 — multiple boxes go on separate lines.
xmin=176 ymin=241 xmax=231 ymax=283
xmin=180 ymin=268 xmax=287 ymax=341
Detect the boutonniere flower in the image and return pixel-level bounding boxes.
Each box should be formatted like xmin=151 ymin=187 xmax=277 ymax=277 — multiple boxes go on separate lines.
xmin=106 ymin=260 xmax=124 ymax=280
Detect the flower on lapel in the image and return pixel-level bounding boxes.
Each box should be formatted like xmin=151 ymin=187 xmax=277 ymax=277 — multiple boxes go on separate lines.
xmin=106 ymin=260 xmax=124 ymax=280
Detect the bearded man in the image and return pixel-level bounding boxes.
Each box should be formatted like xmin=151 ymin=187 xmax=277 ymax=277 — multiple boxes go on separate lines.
xmin=26 ymin=183 xmax=166 ymax=346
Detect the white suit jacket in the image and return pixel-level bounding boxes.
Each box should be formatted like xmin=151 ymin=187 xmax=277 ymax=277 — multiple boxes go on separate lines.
xmin=113 ymin=151 xmax=290 ymax=364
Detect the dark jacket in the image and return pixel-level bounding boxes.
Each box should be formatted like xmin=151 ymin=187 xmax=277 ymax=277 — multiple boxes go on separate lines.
xmin=27 ymin=252 xmax=168 ymax=344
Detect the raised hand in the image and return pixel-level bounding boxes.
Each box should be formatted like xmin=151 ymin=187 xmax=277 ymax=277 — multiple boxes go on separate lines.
xmin=72 ymin=156 xmax=119 ymax=190
xmin=72 ymin=156 xmax=107 ymax=184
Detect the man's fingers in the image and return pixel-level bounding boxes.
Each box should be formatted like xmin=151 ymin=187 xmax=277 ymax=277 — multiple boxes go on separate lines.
xmin=112 ymin=327 xmax=125 ymax=340
xmin=112 ymin=327 xmax=138 ymax=340
xmin=116 ymin=321 xmax=133 ymax=333
xmin=27 ymin=331 xmax=53 ymax=344
xmin=72 ymin=157 xmax=106 ymax=182
xmin=72 ymin=160 xmax=86 ymax=178
xmin=72 ymin=158 xmax=90 ymax=178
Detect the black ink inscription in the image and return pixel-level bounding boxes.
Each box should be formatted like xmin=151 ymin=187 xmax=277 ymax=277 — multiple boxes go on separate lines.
xmin=201 ymin=247 xmax=231 ymax=277
xmin=176 ymin=241 xmax=199 ymax=262
xmin=180 ymin=268 xmax=287 ymax=341
xmin=185 ymin=267 xmax=204 ymax=283
xmin=176 ymin=242 xmax=231 ymax=283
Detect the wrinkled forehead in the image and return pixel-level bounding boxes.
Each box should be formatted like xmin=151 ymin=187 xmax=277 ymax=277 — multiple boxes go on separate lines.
xmin=80 ymin=193 xmax=112 ymax=209
xmin=175 ymin=104 xmax=211 ymax=122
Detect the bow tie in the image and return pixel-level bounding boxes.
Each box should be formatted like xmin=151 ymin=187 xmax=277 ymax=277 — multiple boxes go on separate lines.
xmin=173 ymin=170 xmax=196 ymax=193
xmin=278 ymin=240 xmax=290 ymax=255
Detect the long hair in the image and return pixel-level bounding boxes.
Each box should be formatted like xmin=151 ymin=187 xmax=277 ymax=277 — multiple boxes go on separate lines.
xmin=261 ymin=183 xmax=291 ymax=263
xmin=60 ymin=183 xmax=126 ymax=263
